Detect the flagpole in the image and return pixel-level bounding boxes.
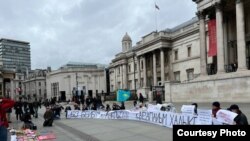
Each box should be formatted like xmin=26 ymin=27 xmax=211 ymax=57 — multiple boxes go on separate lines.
xmin=155 ymin=2 xmax=158 ymax=32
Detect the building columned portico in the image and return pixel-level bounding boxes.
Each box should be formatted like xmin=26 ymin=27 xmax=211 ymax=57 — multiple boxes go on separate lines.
xmin=194 ymin=0 xmax=250 ymax=75
xmin=109 ymin=0 xmax=250 ymax=102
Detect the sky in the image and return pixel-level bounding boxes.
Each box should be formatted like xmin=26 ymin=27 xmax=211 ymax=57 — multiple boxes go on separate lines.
xmin=0 ymin=0 xmax=197 ymax=70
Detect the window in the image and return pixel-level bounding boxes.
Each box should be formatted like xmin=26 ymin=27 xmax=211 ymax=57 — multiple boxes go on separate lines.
xmin=128 ymin=64 xmax=131 ymax=72
xmin=187 ymin=69 xmax=194 ymax=81
xmin=188 ymin=46 xmax=191 ymax=57
xmin=135 ymin=63 xmax=137 ymax=71
xmin=38 ymin=82 xmax=41 ymax=86
xmin=174 ymin=50 xmax=178 ymax=60
xmin=174 ymin=71 xmax=180 ymax=81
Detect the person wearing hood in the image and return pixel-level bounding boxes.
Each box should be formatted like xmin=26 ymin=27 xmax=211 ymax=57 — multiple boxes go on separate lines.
xmin=229 ymin=104 xmax=248 ymax=125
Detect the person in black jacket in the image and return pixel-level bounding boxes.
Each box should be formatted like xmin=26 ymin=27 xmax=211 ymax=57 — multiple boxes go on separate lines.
xmin=65 ymin=106 xmax=71 ymax=119
xmin=139 ymin=93 xmax=144 ymax=104
xmin=22 ymin=108 xmax=34 ymax=129
xmin=14 ymin=100 xmax=23 ymax=121
xmin=229 ymin=104 xmax=248 ymax=125
xmin=86 ymin=96 xmax=92 ymax=110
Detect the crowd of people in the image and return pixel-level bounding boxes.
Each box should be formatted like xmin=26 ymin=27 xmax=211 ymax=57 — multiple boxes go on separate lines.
xmin=191 ymin=101 xmax=248 ymax=125
xmin=0 ymin=95 xmax=249 ymax=141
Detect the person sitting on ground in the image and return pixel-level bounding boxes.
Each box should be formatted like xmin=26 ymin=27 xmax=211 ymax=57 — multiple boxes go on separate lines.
xmin=43 ymin=107 xmax=54 ymax=127
xmin=212 ymin=101 xmax=221 ymax=118
xmin=229 ymin=104 xmax=248 ymax=125
xmin=106 ymin=104 xmax=111 ymax=112
xmin=139 ymin=103 xmax=147 ymax=111
xmin=192 ymin=103 xmax=198 ymax=115
xmin=22 ymin=108 xmax=34 ymax=129
xmin=65 ymin=105 xmax=71 ymax=119
xmin=74 ymin=105 xmax=81 ymax=110
xmin=82 ymin=104 xmax=88 ymax=111
xmin=112 ymin=103 xmax=120 ymax=110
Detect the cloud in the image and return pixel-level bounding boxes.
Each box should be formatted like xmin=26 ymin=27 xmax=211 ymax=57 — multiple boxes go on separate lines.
xmin=0 ymin=0 xmax=197 ymax=70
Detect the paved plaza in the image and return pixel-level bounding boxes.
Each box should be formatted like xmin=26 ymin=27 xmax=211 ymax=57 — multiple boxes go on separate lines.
xmin=8 ymin=101 xmax=250 ymax=141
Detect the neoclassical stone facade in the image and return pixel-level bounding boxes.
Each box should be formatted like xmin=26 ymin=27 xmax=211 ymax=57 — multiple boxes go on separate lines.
xmin=109 ymin=0 xmax=250 ymax=102
xmin=46 ymin=63 xmax=107 ymax=100
xmin=23 ymin=69 xmax=47 ymax=101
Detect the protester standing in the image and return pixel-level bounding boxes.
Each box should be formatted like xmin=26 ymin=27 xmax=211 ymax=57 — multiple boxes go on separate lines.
xmin=212 ymin=101 xmax=221 ymax=117
xmin=139 ymin=93 xmax=144 ymax=104
xmin=33 ymin=99 xmax=41 ymax=118
xmin=156 ymin=92 xmax=162 ymax=104
xmin=133 ymin=95 xmax=138 ymax=107
xmin=14 ymin=99 xmax=23 ymax=121
xmin=192 ymin=103 xmax=198 ymax=115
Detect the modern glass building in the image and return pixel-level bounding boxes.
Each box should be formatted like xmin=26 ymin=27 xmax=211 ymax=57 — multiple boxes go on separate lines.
xmin=0 ymin=38 xmax=31 ymax=73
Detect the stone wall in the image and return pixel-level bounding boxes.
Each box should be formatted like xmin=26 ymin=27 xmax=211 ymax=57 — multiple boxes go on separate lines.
xmin=164 ymin=74 xmax=250 ymax=103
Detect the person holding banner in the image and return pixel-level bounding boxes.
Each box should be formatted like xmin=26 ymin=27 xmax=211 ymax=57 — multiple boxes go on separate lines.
xmin=192 ymin=103 xmax=198 ymax=115
xmin=229 ymin=104 xmax=248 ymax=125
xmin=212 ymin=101 xmax=221 ymax=117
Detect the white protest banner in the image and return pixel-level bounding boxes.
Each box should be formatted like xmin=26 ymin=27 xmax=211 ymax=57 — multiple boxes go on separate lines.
xmin=196 ymin=109 xmax=212 ymax=125
xmin=212 ymin=118 xmax=223 ymax=125
xmin=216 ymin=109 xmax=238 ymax=125
xmin=147 ymin=104 xmax=162 ymax=112
xmin=181 ymin=105 xmax=195 ymax=115
xmin=67 ymin=110 xmax=197 ymax=128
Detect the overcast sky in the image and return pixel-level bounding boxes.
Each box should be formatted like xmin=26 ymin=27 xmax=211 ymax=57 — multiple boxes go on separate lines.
xmin=0 ymin=0 xmax=197 ymax=70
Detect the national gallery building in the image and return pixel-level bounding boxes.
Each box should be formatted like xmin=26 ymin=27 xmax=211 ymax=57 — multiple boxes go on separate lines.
xmin=109 ymin=0 xmax=250 ymax=102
